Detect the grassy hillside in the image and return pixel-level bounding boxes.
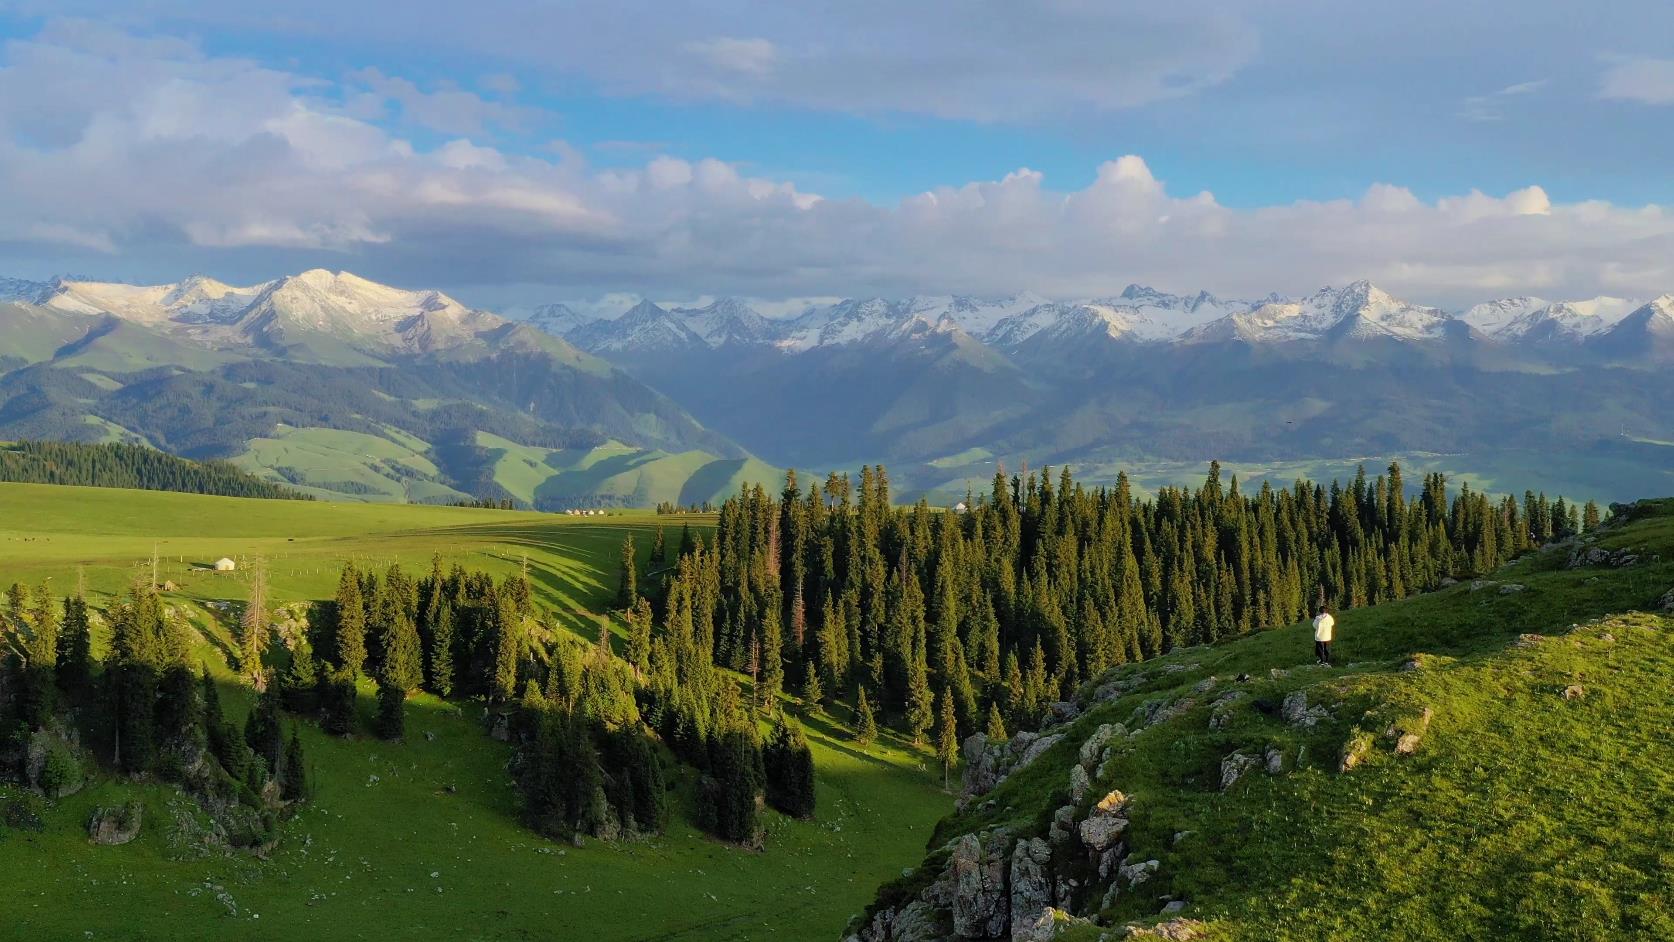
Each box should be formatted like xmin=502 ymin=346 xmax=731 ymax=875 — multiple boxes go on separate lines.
xmin=0 ymin=483 xmax=950 ymax=940
xmin=856 ymin=501 xmax=1674 ymax=940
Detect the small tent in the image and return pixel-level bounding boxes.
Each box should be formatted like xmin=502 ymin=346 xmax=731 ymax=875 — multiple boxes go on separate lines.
xmin=214 ymin=558 xmax=237 ymax=572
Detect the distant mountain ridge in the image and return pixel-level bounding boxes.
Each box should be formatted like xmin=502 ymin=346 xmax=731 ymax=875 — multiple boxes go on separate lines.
xmin=545 ymin=280 xmax=1668 ymax=359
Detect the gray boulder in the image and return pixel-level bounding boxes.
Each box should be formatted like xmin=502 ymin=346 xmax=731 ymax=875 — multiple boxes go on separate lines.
xmin=1219 ymin=751 xmax=1259 ymax=791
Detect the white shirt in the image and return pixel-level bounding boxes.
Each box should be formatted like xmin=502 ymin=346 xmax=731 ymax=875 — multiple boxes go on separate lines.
xmin=1313 ymin=612 xmax=1335 ymax=642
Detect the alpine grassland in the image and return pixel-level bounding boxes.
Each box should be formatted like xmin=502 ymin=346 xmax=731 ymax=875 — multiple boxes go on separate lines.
xmin=858 ymin=500 xmax=1674 ymax=941
xmin=0 ymin=483 xmax=950 ymax=941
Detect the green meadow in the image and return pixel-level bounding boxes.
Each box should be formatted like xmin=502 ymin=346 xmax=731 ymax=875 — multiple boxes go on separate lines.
xmin=0 ymin=483 xmax=950 ymax=941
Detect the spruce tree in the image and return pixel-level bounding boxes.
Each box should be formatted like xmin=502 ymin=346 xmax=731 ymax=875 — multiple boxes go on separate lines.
xmin=491 ymin=592 xmax=521 ymax=702
xmin=245 ymin=686 xmax=284 ymax=777
xmin=854 ymin=686 xmax=877 ymax=747
xmin=617 ymin=535 xmax=638 ymax=608
xmin=650 ymin=527 xmax=667 ymax=565
xmin=935 ymin=687 xmax=959 ymax=791
xmin=985 ymin=701 xmax=1008 ymax=742
xmin=801 ymin=660 xmax=823 ymax=711
xmin=625 ymin=596 xmax=654 ymax=678
xmin=281 ymin=728 xmax=308 ymax=801
xmin=381 ymin=606 xmax=423 ymax=694
xmin=55 ymin=595 xmax=92 ymax=695
xmin=426 ymin=599 xmax=455 ymax=697
xmin=332 ymin=565 xmax=367 ymax=676
xmin=281 ymin=643 xmax=318 ymax=714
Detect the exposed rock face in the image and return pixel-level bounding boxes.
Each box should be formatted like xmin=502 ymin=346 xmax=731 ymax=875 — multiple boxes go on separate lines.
xmin=1389 ymin=707 xmax=1434 ymax=756
xmin=961 ymin=732 xmax=1065 ymax=804
xmin=1264 ymin=746 xmax=1285 ymax=775
xmin=87 ymin=802 xmax=143 ymax=845
xmin=1219 ymin=751 xmax=1258 ymax=791
xmin=1078 ymin=723 xmax=1123 ymax=770
xmin=1067 ymin=765 xmax=1090 ymax=803
xmin=1499 ymin=583 xmax=1527 ymax=594
xmin=1009 ymin=838 xmax=1054 ymax=939
xmin=951 ymin=832 xmax=1010 ymax=938
xmin=1659 ymin=588 xmax=1674 ymax=612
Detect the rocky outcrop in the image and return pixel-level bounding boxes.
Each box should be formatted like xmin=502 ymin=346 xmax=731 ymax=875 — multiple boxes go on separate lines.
xmin=1567 ymin=545 xmax=1645 ymax=569
xmin=1009 ymin=838 xmax=1054 ymax=939
xmin=1338 ymin=730 xmax=1373 ymax=773
xmin=961 ymin=732 xmax=1065 ymax=804
xmin=1077 ymin=789 xmax=1131 ymax=853
xmin=88 ymin=802 xmax=143 ymax=845
xmin=950 ymin=832 xmax=1011 ymax=938
xmin=1659 ymin=588 xmax=1674 ymax=612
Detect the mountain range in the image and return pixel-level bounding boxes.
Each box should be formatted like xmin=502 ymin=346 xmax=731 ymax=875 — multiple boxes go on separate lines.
xmin=0 ymin=271 xmax=769 ymax=508
xmin=3 ymin=269 xmax=1673 ymax=505
xmin=527 ymin=280 xmax=1674 ymax=502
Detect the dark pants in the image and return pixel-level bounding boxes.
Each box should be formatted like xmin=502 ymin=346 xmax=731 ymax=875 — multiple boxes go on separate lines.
xmin=1315 ymin=641 xmax=1332 ymax=665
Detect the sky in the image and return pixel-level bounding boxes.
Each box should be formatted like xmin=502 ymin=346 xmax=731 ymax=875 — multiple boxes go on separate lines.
xmin=1 ymin=2 xmax=1674 ymax=310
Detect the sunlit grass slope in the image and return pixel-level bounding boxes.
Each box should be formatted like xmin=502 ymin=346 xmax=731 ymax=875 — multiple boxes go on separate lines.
xmin=0 ymin=482 xmax=950 ymax=941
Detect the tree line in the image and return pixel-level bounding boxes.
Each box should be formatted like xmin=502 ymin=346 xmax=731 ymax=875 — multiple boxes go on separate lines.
xmin=632 ymin=462 xmax=1595 ymax=755
xmin=0 ymin=440 xmax=309 ymax=500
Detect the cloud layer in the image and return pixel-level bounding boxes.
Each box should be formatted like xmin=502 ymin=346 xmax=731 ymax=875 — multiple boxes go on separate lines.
xmin=4 ymin=21 xmax=1674 ymax=307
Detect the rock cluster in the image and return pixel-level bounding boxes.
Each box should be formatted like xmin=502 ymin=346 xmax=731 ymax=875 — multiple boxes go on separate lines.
xmin=1218 ymin=752 xmax=1258 ymax=791
xmin=1567 ymin=545 xmax=1644 ymax=569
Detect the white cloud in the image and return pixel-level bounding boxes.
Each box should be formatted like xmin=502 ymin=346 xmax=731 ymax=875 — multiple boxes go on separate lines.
xmin=1599 ymin=57 xmax=1674 ymax=104
xmin=5 ymin=23 xmax=1674 ymax=308
xmin=684 ymin=37 xmax=778 ymax=77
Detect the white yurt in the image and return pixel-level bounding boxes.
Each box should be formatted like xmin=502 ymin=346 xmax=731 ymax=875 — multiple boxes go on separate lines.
xmin=214 ymin=557 xmax=237 ymax=572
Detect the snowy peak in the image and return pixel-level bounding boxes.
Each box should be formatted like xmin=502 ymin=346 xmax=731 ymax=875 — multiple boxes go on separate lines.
xmin=20 ymin=269 xmax=517 ymax=359
xmin=524 ymin=302 xmax=596 ymax=337
xmin=568 ymin=299 xmax=706 ymax=354
xmin=0 ymin=276 xmax=57 ymax=305
xmin=1185 ymin=282 xmax=1450 ymax=344
xmin=673 ymin=297 xmax=775 ymax=347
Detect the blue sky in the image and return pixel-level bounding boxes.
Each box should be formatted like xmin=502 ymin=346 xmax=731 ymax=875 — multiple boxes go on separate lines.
xmin=1 ymin=3 xmax=1673 ymax=307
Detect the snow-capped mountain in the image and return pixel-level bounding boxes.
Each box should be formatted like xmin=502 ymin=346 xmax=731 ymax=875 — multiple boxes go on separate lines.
xmin=1586 ymin=294 xmax=1674 ymax=362
xmin=1182 ymin=282 xmax=1451 ymax=344
xmin=0 ymin=276 xmax=56 ymax=305
xmin=20 ymin=269 xmax=543 ymax=359
xmin=524 ymin=302 xmax=598 ymax=337
xmin=566 ymin=299 xmax=707 ymax=354
xmin=673 ymin=298 xmax=776 ymax=348
xmin=1460 ymin=296 xmax=1549 ymax=335
xmin=1483 ymin=297 xmax=1641 ymax=345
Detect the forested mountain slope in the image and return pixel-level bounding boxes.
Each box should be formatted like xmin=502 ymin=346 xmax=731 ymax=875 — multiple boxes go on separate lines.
xmin=0 ymin=440 xmax=307 ymax=499
xmin=849 ymin=499 xmax=1674 ymax=941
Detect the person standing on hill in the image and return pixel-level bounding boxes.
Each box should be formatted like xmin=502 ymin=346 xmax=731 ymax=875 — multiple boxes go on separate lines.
xmin=1313 ymin=604 xmax=1335 ymax=666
